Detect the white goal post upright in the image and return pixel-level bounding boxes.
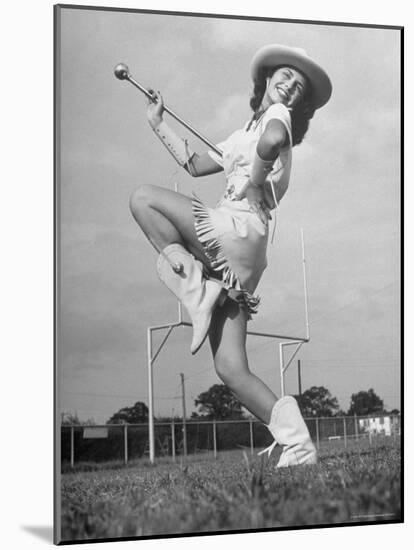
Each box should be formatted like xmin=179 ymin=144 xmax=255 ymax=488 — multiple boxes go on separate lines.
xmin=279 ymin=228 xmax=310 ymax=397
xmin=145 ymin=189 xmax=311 ymax=463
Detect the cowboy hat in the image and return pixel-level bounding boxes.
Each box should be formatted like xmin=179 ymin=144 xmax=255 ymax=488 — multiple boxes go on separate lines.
xmin=251 ymin=44 xmax=332 ymax=109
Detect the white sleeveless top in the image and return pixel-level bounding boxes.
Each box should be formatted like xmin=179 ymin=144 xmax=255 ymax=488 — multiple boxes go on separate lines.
xmin=208 ymin=103 xmax=293 ymax=209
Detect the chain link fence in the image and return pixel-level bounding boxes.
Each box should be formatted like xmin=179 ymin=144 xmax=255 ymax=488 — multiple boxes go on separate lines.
xmin=61 ymin=414 xmax=401 ymax=470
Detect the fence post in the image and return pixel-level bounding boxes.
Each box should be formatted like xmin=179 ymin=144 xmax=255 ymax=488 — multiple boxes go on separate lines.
xmin=354 ymin=414 xmax=359 ymax=441
xmin=343 ymin=417 xmax=347 ymax=448
xmin=249 ymin=420 xmax=254 ymax=455
xmin=171 ymin=419 xmax=176 ymax=462
xmin=124 ymin=424 xmax=128 ymax=465
xmin=70 ymin=426 xmax=75 ymax=469
xmin=315 ymin=417 xmax=320 ymax=449
xmin=213 ymin=420 xmax=217 ymax=460
xmin=368 ymin=428 xmax=372 ymax=446
xmin=393 ymin=415 xmax=400 ymax=441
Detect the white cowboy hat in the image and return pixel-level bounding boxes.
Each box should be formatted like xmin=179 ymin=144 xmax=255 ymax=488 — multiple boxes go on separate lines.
xmin=251 ymin=44 xmax=332 ymax=109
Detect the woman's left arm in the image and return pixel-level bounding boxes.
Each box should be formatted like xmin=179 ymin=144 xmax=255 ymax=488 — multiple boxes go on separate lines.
xmin=236 ymin=119 xmax=288 ymax=222
xmin=256 ymin=119 xmax=288 ymax=164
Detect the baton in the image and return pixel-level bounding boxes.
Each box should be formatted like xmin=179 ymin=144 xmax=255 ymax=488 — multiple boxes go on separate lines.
xmin=114 ymin=63 xmax=223 ymax=157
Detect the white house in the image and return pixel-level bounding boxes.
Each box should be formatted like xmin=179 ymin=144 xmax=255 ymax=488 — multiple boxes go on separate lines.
xmin=358 ymin=416 xmax=392 ymax=436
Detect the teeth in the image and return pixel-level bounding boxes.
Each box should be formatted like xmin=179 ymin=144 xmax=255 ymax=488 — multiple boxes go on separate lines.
xmin=277 ymin=87 xmax=288 ymax=99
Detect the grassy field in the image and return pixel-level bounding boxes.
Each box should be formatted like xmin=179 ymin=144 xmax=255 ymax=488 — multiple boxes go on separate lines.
xmin=60 ymin=439 xmax=401 ymax=542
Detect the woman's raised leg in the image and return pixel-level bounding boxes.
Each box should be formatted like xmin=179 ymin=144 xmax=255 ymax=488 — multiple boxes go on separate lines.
xmin=130 ymin=183 xmax=223 ymax=355
xmin=129 ymin=184 xmax=209 ymax=264
xmin=209 ymin=299 xmax=278 ymax=424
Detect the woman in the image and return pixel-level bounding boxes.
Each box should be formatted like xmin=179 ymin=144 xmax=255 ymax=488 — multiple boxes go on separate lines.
xmin=129 ymin=45 xmax=332 ymax=467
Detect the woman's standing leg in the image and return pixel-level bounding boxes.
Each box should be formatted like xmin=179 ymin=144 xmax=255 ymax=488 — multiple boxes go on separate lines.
xmin=209 ymin=299 xmax=277 ymax=424
xmin=209 ymin=299 xmax=317 ymax=466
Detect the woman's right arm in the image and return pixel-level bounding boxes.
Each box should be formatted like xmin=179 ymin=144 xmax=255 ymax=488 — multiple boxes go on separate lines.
xmin=147 ymin=91 xmax=223 ymax=178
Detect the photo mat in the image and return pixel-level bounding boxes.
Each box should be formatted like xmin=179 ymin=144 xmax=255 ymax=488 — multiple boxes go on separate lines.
xmin=54 ymin=4 xmax=403 ymax=544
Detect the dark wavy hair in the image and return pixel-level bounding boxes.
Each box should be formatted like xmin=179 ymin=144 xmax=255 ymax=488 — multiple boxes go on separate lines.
xmin=249 ymin=66 xmax=316 ymax=146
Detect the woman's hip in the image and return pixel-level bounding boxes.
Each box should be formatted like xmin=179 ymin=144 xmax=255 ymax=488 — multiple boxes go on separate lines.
xmin=193 ymin=195 xmax=268 ymax=289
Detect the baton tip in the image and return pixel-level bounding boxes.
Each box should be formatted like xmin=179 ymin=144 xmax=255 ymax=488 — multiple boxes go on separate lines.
xmin=114 ymin=63 xmax=130 ymax=80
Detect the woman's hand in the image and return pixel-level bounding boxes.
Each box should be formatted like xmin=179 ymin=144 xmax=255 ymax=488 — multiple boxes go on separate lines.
xmin=235 ymin=180 xmax=271 ymax=225
xmin=146 ymin=90 xmax=165 ymax=129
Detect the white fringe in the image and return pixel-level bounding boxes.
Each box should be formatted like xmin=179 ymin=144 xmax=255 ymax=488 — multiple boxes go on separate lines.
xmin=192 ymin=194 xmax=260 ymax=317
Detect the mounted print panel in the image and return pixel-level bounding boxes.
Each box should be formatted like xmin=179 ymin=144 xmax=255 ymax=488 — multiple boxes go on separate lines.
xmin=54 ymin=4 xmax=402 ymax=545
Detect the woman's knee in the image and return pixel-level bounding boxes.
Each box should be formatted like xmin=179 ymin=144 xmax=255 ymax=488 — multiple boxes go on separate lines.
xmin=129 ymin=184 xmax=156 ymax=218
xmin=214 ymin=353 xmax=248 ymax=389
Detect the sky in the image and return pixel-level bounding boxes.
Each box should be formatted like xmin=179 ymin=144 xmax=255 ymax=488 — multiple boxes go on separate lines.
xmin=57 ymin=7 xmax=401 ymax=423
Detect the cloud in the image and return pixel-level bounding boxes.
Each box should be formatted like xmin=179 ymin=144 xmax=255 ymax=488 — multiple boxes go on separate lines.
xmin=59 ymin=306 xmax=139 ymax=358
xmin=203 ymin=93 xmax=250 ymax=136
xmin=204 ymin=19 xmax=265 ymax=51
xmin=60 ymin=224 xmax=148 ymax=282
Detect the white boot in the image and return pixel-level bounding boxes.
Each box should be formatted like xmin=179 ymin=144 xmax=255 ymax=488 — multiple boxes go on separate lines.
xmin=157 ymin=243 xmax=225 ymax=355
xmin=259 ymin=396 xmax=317 ymax=467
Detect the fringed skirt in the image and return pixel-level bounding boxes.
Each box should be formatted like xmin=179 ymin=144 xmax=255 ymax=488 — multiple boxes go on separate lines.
xmin=192 ymin=194 xmax=269 ymax=318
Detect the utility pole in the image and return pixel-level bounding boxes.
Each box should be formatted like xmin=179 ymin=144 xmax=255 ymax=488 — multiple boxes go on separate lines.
xmin=297 ymin=360 xmax=302 ymax=396
xmin=180 ymin=373 xmax=188 ymax=457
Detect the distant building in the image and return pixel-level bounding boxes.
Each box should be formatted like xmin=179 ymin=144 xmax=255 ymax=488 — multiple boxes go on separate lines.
xmin=359 ymin=416 xmax=392 ymax=435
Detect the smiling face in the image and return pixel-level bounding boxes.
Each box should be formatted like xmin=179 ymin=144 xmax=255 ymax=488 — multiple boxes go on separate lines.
xmin=262 ymin=66 xmax=309 ymax=110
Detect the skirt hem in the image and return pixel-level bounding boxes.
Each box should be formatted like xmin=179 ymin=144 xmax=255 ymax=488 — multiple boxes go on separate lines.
xmin=192 ymin=193 xmax=260 ymax=318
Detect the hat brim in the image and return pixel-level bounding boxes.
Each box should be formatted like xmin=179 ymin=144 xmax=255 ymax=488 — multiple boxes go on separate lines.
xmin=251 ymin=45 xmax=332 ymax=109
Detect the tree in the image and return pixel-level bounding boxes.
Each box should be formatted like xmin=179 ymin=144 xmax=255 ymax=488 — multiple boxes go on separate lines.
xmin=194 ymin=384 xmax=245 ymax=420
xmin=347 ymin=389 xmax=385 ymax=416
xmin=107 ymin=401 xmax=149 ymax=424
xmin=294 ymin=386 xmax=340 ymax=417
xmin=61 ymin=412 xmax=96 ymax=425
